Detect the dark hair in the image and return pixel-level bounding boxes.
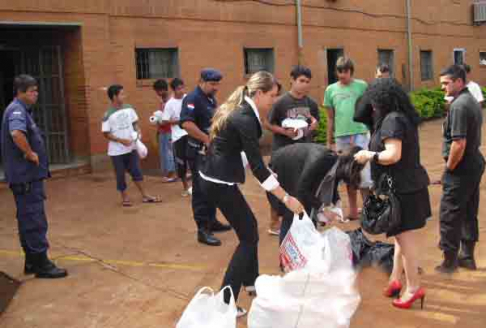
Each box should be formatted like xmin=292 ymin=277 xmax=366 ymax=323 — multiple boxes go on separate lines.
xmin=336 ymin=146 xmax=364 ymax=189
xmin=336 ymin=56 xmax=355 ymax=75
xmin=461 ymin=63 xmax=471 ymax=74
xmin=170 ymin=78 xmax=184 ymax=91
xmin=364 ymin=78 xmax=420 ymax=126
xmin=440 ymin=65 xmax=467 ymax=83
xmin=290 ymin=65 xmax=312 ymax=80
xmin=107 ymin=84 xmax=123 ymax=101
xmin=14 ymin=74 xmax=37 ymax=95
xmin=377 ymin=64 xmax=390 ymax=74
xmin=153 ymin=79 xmax=168 ymax=91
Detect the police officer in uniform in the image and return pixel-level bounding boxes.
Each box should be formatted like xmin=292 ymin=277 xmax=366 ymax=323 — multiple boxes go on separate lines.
xmin=1 ymin=75 xmax=67 ymax=279
xmin=180 ymin=69 xmax=231 ymax=246
xmin=436 ymin=65 xmax=485 ymax=273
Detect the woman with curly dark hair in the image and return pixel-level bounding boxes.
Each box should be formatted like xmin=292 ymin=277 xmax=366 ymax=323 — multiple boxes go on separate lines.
xmin=354 ymin=78 xmax=431 ymax=310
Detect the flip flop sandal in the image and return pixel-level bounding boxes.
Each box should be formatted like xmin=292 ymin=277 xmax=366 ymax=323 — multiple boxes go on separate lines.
xmin=122 ymin=200 xmax=133 ymax=207
xmin=143 ymin=196 xmax=163 ymax=204
xmin=162 ymin=177 xmax=177 ymax=183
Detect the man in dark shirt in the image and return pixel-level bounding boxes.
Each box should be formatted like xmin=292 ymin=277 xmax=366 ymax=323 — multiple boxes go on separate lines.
xmin=436 ymin=65 xmax=485 ymax=273
xmin=1 ymin=75 xmax=67 ymax=279
xmin=265 ymin=66 xmax=320 ymax=235
xmin=180 ymin=68 xmax=231 ymax=246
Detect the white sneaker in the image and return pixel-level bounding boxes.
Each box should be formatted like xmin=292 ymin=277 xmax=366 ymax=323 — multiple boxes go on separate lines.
xmin=236 ymin=306 xmax=247 ymax=318
xmin=187 ymin=187 xmax=193 ymax=195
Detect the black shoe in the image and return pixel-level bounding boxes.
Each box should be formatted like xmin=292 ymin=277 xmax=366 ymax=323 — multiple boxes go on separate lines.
xmin=435 ymin=251 xmax=458 ymax=274
xmin=211 ymin=220 xmax=232 ymax=233
xmin=458 ymin=241 xmax=477 ymax=270
xmin=31 ymin=252 xmax=68 ymax=279
xmin=197 ymin=229 xmax=222 ymax=246
xmin=24 ymin=253 xmax=35 ymax=275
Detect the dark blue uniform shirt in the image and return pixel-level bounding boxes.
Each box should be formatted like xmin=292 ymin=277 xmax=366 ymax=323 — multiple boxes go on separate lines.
xmin=180 ymin=86 xmax=217 ymax=147
xmin=1 ymin=99 xmax=49 ymax=184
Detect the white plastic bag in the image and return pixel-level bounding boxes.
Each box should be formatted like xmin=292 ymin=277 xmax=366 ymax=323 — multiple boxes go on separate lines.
xmin=131 ymin=132 xmax=148 ymax=159
xmin=279 ymin=213 xmax=322 ymax=272
xmin=249 ymin=227 xmax=360 ymax=328
xmin=176 ymin=286 xmax=237 ymax=328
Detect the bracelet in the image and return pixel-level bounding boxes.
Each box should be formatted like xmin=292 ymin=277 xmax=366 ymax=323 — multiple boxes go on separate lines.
xmin=282 ymin=193 xmax=290 ymax=204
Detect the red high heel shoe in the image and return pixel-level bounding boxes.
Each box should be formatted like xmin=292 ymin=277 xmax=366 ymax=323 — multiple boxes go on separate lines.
xmin=392 ymin=288 xmax=426 ymax=310
xmin=383 ymin=280 xmax=402 ymax=298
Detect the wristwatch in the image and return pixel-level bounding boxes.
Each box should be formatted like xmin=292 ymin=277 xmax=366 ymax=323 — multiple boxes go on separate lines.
xmin=282 ymin=193 xmax=290 ymax=204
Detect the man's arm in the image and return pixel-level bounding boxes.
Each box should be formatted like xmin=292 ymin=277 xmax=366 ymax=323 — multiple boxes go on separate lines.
xmin=103 ymin=132 xmax=132 ymax=146
xmin=447 ymin=139 xmax=467 ymax=171
xmin=325 ymin=107 xmax=335 ymax=149
xmin=181 ymin=121 xmax=210 ymax=146
xmin=11 ymin=130 xmax=39 ymax=165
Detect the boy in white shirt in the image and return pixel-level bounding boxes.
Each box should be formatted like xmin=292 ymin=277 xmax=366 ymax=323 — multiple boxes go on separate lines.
xmin=102 ymin=84 xmax=162 ymax=206
xmin=463 ymin=64 xmax=484 ymax=107
xmin=162 ymin=78 xmax=191 ymax=196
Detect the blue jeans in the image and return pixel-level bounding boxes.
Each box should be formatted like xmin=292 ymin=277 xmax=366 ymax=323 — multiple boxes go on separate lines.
xmin=159 ymin=132 xmax=175 ymax=175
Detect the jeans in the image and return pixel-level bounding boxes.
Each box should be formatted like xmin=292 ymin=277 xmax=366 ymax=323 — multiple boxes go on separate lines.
xmin=110 ymin=151 xmax=144 ymax=192
xmin=159 ymin=132 xmax=175 ymax=175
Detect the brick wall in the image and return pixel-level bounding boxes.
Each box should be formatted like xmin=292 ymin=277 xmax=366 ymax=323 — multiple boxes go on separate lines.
xmin=1 ymin=0 xmax=485 ymax=170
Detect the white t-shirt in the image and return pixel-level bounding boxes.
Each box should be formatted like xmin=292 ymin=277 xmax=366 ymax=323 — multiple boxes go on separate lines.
xmin=467 ymin=81 xmax=484 ymax=104
xmin=101 ymin=105 xmax=138 ymax=156
xmin=162 ymin=96 xmax=188 ymax=143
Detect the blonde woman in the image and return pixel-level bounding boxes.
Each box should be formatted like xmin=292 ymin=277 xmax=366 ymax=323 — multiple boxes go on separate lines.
xmin=199 ymin=71 xmax=304 ymax=317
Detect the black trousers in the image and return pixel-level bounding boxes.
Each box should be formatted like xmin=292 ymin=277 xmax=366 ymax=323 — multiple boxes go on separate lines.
xmin=200 ymin=179 xmax=259 ymax=303
xmin=439 ymin=166 xmax=484 ymax=253
xmin=173 ymin=136 xmax=189 ymax=180
xmin=10 ymin=180 xmax=49 ymax=255
xmin=188 ymin=153 xmax=217 ymax=230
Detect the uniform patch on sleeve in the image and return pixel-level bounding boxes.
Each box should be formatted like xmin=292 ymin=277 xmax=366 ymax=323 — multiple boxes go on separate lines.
xmin=187 ymin=104 xmax=195 ymax=110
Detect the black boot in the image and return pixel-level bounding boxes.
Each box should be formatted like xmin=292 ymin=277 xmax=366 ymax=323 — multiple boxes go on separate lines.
xmin=31 ymin=252 xmax=68 ymax=279
xmin=197 ymin=229 xmax=222 ymax=246
xmin=458 ymin=241 xmax=477 ymax=270
xmin=210 ymin=220 xmax=232 ymax=233
xmin=435 ymin=251 xmax=458 ymax=274
xmin=24 ymin=253 xmax=35 ymax=275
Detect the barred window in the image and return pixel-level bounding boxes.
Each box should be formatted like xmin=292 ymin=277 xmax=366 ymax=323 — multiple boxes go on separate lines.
xmin=480 ymin=51 xmax=486 ymax=66
xmin=377 ymin=49 xmax=394 ymax=76
xmin=420 ymin=50 xmax=434 ymax=81
xmin=135 ymin=48 xmax=179 ymax=80
xmin=244 ymin=48 xmax=274 ymax=75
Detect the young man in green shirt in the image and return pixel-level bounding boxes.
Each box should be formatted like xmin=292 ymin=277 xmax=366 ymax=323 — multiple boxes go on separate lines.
xmin=324 ymin=57 xmax=371 ymax=220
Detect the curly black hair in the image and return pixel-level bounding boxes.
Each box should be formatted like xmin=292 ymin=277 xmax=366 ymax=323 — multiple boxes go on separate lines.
xmin=363 ymin=78 xmax=420 ymax=126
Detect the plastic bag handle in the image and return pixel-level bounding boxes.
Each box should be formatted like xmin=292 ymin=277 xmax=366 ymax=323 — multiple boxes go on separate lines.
xmin=293 ymin=211 xmax=311 ymax=222
xmin=193 ymin=286 xmax=215 ymax=299
xmin=218 ymin=285 xmax=236 ymax=309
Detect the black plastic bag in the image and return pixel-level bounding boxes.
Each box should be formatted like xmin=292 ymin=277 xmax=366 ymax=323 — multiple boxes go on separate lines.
xmin=346 ymin=228 xmax=395 ymax=274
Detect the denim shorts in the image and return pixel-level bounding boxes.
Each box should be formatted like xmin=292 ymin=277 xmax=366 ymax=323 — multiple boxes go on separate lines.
xmin=336 ymin=133 xmax=373 ymax=189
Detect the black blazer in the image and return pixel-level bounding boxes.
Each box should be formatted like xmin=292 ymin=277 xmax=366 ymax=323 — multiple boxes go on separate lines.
xmin=270 ymin=143 xmax=338 ymax=214
xmin=201 ymin=101 xmax=272 ymax=185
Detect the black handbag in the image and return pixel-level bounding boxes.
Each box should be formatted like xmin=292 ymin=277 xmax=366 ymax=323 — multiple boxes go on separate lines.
xmin=361 ymin=173 xmax=401 ymax=235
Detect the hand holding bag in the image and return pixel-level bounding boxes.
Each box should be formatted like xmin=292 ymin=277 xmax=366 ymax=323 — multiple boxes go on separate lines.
xmin=361 ymin=173 xmax=401 ymax=235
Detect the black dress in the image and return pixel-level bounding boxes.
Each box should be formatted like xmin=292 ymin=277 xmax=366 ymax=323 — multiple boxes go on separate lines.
xmin=369 ymin=112 xmax=431 ymax=237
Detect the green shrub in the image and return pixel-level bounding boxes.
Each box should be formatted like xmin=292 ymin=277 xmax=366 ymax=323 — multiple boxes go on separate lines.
xmin=482 ymin=87 xmax=486 ymax=107
xmin=315 ymin=106 xmax=328 ymax=145
xmin=410 ymin=88 xmax=446 ymax=119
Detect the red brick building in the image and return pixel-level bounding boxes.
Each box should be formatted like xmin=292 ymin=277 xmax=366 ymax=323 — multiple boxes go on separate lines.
xmin=1 ymin=0 xmax=485 ymax=171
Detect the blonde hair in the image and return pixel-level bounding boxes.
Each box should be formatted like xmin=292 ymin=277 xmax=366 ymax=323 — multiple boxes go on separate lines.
xmin=210 ymin=71 xmax=277 ymax=139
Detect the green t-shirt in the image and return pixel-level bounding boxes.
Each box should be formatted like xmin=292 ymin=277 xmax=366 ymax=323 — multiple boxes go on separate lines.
xmin=324 ymin=79 xmax=369 ymax=138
